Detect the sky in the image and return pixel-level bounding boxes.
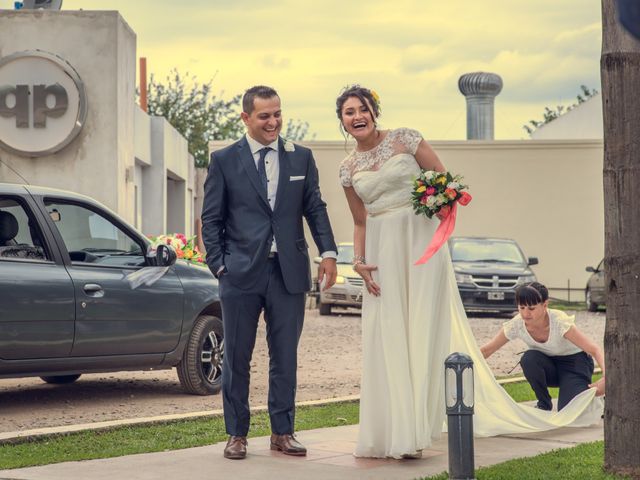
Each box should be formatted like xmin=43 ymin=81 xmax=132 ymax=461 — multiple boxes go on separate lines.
xmin=3 ymin=0 xmax=602 ymax=140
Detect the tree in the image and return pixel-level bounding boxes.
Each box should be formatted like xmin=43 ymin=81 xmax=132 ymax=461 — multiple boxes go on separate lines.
xmin=522 ymin=85 xmax=599 ymax=135
xmin=145 ymin=70 xmax=243 ymax=168
xmin=144 ymin=69 xmax=315 ymax=167
xmin=601 ymin=0 xmax=640 ymax=476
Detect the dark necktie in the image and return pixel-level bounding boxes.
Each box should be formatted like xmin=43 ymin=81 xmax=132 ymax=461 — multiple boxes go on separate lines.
xmin=257 ymin=147 xmax=271 ymax=195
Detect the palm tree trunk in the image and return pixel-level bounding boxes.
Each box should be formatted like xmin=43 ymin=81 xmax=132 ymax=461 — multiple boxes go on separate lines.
xmin=601 ymin=0 xmax=640 ymax=476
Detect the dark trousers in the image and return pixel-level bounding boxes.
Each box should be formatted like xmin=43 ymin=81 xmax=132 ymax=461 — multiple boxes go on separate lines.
xmin=521 ymin=350 xmax=594 ymax=411
xmin=218 ymin=257 xmax=305 ymax=436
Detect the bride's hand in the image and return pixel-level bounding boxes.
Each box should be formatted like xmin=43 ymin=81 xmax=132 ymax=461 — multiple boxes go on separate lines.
xmin=354 ymin=263 xmax=380 ymax=296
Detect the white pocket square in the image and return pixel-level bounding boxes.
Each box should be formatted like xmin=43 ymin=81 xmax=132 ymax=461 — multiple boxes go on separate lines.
xmin=290 ymin=175 xmax=305 ymax=181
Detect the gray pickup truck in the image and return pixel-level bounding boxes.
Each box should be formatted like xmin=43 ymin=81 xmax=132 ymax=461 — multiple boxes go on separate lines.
xmin=0 ymin=183 xmax=223 ymax=395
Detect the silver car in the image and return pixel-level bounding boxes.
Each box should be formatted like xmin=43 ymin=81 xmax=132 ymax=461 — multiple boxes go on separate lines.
xmin=585 ymin=259 xmax=605 ymax=311
xmin=315 ymin=242 xmax=363 ymax=315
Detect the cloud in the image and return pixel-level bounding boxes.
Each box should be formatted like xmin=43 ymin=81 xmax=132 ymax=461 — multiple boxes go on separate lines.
xmin=19 ymin=0 xmax=603 ymax=141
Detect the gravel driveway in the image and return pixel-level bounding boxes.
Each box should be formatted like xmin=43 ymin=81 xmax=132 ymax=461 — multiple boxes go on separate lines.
xmin=0 ymin=308 xmax=605 ymax=433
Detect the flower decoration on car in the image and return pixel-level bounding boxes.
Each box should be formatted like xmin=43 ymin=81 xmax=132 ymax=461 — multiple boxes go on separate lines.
xmin=148 ymin=233 xmax=206 ymax=266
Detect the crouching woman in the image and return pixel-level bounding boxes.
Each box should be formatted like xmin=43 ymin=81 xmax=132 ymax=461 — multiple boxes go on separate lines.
xmin=480 ymin=282 xmax=605 ymax=411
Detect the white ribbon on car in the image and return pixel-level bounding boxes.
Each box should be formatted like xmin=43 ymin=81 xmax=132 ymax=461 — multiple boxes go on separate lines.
xmin=125 ymin=266 xmax=170 ymax=289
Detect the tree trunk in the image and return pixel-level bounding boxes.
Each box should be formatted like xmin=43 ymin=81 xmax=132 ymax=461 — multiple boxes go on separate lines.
xmin=601 ymin=1 xmax=640 ymax=476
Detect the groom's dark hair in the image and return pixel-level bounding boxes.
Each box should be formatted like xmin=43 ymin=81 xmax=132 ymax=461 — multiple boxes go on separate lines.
xmin=515 ymin=282 xmax=549 ymax=307
xmin=243 ymin=85 xmax=279 ymax=114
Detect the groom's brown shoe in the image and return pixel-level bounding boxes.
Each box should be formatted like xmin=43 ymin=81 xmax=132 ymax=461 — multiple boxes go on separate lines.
xmin=270 ymin=433 xmax=307 ymax=456
xmin=223 ymin=436 xmax=247 ymax=460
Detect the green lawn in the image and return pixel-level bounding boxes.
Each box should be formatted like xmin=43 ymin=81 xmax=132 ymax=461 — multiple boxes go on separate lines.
xmin=0 ymin=377 xmax=603 ymax=471
xmin=0 ymin=402 xmax=359 ymax=469
xmin=548 ymin=300 xmax=587 ymax=311
xmin=421 ymin=442 xmax=628 ymax=480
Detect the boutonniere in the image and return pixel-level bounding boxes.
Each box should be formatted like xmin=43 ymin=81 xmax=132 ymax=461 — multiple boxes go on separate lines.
xmin=283 ymin=140 xmax=296 ymax=152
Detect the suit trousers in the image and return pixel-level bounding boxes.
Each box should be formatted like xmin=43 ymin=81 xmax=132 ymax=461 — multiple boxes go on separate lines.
xmin=218 ymin=257 xmax=305 ymax=436
xmin=520 ymin=350 xmax=594 ymax=411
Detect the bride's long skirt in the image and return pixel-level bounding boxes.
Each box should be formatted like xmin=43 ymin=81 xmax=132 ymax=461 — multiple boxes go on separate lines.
xmin=355 ymin=207 xmax=603 ymax=459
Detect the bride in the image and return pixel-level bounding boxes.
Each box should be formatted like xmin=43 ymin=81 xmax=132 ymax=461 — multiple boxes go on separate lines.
xmin=336 ymin=85 xmax=603 ymax=459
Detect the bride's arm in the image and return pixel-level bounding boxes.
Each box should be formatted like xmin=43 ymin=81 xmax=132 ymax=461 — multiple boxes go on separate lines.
xmin=414 ymin=139 xmax=446 ymax=173
xmin=343 ymin=186 xmax=380 ymax=296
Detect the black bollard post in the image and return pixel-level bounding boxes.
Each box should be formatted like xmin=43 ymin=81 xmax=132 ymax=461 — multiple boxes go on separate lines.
xmin=445 ymin=352 xmax=475 ymax=480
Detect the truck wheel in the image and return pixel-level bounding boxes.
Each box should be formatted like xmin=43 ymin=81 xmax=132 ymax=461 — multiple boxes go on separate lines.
xmin=319 ymin=301 xmax=332 ymax=316
xmin=177 ymin=315 xmax=223 ymax=395
xmin=40 ymin=374 xmax=81 ymax=384
xmin=586 ymin=289 xmax=598 ymax=312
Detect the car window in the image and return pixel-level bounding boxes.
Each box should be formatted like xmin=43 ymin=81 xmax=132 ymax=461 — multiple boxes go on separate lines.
xmin=450 ymin=240 xmax=525 ymax=264
xmin=0 ymin=196 xmax=51 ymax=262
xmin=336 ymin=244 xmax=354 ymax=264
xmin=44 ymin=200 xmax=145 ymax=267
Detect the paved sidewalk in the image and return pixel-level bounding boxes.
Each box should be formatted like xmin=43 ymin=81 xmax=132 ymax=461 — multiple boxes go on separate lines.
xmin=0 ymin=421 xmax=603 ymax=480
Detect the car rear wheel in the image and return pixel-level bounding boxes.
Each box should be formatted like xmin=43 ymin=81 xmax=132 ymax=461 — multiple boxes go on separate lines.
xmin=586 ymin=289 xmax=598 ymax=312
xmin=177 ymin=314 xmax=224 ymax=395
xmin=40 ymin=374 xmax=81 ymax=384
xmin=318 ymin=300 xmax=332 ymax=316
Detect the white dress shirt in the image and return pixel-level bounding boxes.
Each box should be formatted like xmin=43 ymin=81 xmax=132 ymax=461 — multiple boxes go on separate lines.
xmin=246 ymin=134 xmax=280 ymax=252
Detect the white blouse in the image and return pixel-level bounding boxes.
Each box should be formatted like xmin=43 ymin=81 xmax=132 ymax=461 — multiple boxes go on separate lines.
xmin=502 ymin=309 xmax=582 ymax=356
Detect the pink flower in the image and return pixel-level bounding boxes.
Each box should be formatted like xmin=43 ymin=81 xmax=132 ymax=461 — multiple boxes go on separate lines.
xmin=426 ymin=186 xmax=436 ymax=195
xmin=420 ymin=194 xmax=430 ymax=205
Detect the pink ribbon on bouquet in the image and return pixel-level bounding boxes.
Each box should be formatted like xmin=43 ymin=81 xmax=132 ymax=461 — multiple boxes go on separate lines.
xmin=414 ymin=192 xmax=472 ymax=265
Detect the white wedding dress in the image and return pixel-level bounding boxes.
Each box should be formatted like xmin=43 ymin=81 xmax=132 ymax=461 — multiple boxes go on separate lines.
xmin=339 ymin=128 xmax=603 ymax=459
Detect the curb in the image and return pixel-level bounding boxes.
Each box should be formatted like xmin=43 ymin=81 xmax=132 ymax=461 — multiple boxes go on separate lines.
xmin=0 ymin=369 xmax=601 ymax=444
xmin=0 ymin=395 xmax=360 ymax=445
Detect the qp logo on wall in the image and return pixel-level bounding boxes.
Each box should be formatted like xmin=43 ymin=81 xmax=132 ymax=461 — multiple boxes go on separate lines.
xmin=0 ymin=50 xmax=87 ymax=157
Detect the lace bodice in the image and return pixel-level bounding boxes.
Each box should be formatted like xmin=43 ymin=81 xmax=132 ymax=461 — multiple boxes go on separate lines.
xmin=339 ymin=128 xmax=422 ymax=188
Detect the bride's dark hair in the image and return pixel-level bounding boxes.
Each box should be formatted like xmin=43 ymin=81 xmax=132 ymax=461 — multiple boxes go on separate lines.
xmin=335 ymin=85 xmax=381 ymax=122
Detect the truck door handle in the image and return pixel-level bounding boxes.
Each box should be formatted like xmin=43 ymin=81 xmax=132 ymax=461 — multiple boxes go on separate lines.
xmin=83 ymin=284 xmax=104 ymax=297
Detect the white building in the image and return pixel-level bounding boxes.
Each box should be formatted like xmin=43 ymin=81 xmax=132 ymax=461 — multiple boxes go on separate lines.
xmin=530 ymin=94 xmax=603 ymax=140
xmin=0 ymin=10 xmax=195 ymax=237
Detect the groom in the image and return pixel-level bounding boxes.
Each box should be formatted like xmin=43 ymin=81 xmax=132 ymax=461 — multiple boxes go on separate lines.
xmin=202 ymin=85 xmax=337 ymax=460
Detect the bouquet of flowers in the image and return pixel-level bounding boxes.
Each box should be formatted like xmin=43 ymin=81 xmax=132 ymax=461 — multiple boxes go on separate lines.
xmin=411 ymin=171 xmax=471 ymax=219
xmin=148 ymin=233 xmax=206 ymax=266
xmin=411 ymin=170 xmax=472 ymax=265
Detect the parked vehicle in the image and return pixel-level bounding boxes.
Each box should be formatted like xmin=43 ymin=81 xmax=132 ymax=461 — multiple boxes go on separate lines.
xmin=585 ymin=259 xmax=606 ymax=312
xmin=449 ymin=236 xmax=538 ymax=313
xmin=0 ymin=183 xmax=222 ymax=395
xmin=314 ymin=242 xmax=363 ymax=315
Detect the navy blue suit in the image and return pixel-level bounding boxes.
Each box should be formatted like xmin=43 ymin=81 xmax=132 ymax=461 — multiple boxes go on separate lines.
xmin=201 ymin=136 xmax=336 ymax=436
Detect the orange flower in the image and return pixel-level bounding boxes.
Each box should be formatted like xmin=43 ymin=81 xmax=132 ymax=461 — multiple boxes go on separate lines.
xmin=445 ymin=188 xmax=457 ymax=200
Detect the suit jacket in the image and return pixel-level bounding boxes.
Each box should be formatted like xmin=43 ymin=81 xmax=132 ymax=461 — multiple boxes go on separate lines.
xmin=201 ymin=136 xmax=337 ymax=294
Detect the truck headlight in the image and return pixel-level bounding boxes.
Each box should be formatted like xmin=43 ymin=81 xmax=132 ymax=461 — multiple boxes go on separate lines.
xmin=518 ymin=274 xmax=536 ymax=284
xmin=455 ymin=273 xmax=474 ymax=284
xmin=335 ymin=275 xmax=345 ymax=284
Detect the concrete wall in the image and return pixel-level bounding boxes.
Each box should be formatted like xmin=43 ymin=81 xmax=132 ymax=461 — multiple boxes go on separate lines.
xmin=207 ymin=139 xmax=604 ymax=299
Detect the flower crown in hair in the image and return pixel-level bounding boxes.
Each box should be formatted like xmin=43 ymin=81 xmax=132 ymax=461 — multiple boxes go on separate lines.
xmin=369 ymin=89 xmax=381 ymax=110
